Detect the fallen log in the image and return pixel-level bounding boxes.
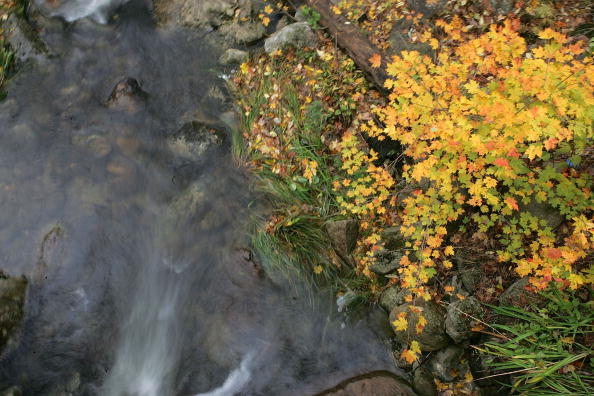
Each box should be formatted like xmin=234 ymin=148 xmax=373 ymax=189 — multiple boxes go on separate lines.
xmin=287 ymin=0 xmax=390 ymax=91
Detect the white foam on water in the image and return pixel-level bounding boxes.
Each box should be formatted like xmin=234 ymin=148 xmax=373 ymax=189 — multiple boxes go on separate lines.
xmin=195 ymin=352 xmax=255 ymax=396
xmin=50 ymin=0 xmax=127 ymax=23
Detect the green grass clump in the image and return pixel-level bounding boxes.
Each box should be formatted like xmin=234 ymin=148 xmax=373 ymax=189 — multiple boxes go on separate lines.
xmin=476 ymin=288 xmax=594 ymax=395
xmin=0 ymin=40 xmax=14 ymax=100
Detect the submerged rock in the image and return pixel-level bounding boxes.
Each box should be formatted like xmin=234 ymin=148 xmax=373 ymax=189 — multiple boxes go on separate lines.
xmin=315 ymin=371 xmax=416 ymax=396
xmin=166 ymin=121 xmax=225 ymax=161
xmin=389 ymin=301 xmax=451 ymax=352
xmin=0 ymin=272 xmax=27 ymax=355
xmin=445 ymin=297 xmax=483 ymax=344
xmin=264 ymin=22 xmax=318 ymax=53
xmin=105 ymin=77 xmax=148 ymax=113
xmin=71 ymin=134 xmax=111 ymax=158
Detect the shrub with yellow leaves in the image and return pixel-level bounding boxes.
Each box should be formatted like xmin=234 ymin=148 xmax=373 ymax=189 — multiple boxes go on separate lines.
xmin=365 ymin=20 xmax=594 ymax=292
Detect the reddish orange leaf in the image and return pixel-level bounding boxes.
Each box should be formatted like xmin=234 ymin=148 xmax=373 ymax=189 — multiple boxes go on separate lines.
xmin=544 ymin=247 xmax=562 ymax=260
xmin=493 ymin=158 xmax=510 ymax=168
xmin=505 ymin=197 xmax=519 ymax=211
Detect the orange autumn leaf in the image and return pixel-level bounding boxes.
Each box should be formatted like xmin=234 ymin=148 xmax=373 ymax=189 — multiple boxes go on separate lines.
xmin=493 ymin=158 xmax=510 ymax=168
xmin=401 ymin=349 xmax=418 ymax=364
xmin=369 ymin=53 xmax=382 ymax=68
xmin=544 ymin=247 xmax=562 ymax=260
xmin=505 ymin=197 xmax=519 ymax=211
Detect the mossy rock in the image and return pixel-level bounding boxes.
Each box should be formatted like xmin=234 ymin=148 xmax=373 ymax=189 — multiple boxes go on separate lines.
xmin=0 ymin=273 xmax=27 ymax=355
xmin=389 ymin=300 xmax=451 ymax=352
xmin=379 ymin=286 xmax=411 ymax=312
xmin=445 ymin=296 xmax=483 ymax=344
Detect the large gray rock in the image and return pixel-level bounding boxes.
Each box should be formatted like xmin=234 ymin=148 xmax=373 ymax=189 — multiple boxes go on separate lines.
xmin=445 ymin=296 xmax=483 ymax=343
xmin=218 ymin=48 xmax=249 ymax=65
xmin=315 ymin=371 xmax=416 ymax=396
xmin=0 ymin=273 xmax=27 ymax=355
xmin=389 ymin=301 xmax=451 ymax=352
xmin=264 ymin=22 xmax=318 ymax=53
xmin=218 ymin=21 xmax=266 ymax=44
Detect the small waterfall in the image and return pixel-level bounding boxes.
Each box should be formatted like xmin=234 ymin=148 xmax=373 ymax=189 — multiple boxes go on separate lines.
xmin=47 ymin=0 xmax=129 ymax=23
xmin=101 ymin=235 xmax=187 ymax=396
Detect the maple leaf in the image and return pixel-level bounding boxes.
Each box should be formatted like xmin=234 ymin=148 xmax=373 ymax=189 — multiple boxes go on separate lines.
xmin=504 ymin=197 xmax=519 ymax=211
xmin=416 ymin=315 xmax=427 ymax=334
xmin=392 ymin=312 xmax=408 ymax=331
xmin=444 ymin=246 xmax=454 ymax=256
xmin=493 ymin=158 xmax=510 ymax=168
xmin=544 ymin=247 xmax=562 ymax=260
xmin=401 ymin=349 xmax=418 ymax=364
xmin=369 ymin=53 xmax=382 ymax=68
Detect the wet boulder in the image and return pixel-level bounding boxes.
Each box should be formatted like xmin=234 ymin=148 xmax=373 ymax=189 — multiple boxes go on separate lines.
xmin=264 ymin=22 xmax=318 ymax=53
xmin=105 ymin=77 xmax=148 ymax=113
xmin=315 ymin=371 xmax=416 ymax=396
xmin=0 ymin=272 xmax=27 ymax=355
xmin=445 ymin=296 xmax=483 ymax=343
xmin=389 ymin=301 xmax=451 ymax=352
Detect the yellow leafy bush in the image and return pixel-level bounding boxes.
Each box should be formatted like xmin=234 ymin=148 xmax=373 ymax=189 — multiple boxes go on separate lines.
xmin=364 ymin=21 xmax=594 ymax=294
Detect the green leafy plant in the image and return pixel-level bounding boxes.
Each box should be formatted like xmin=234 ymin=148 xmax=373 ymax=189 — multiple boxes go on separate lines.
xmin=299 ymin=5 xmax=320 ymax=29
xmin=476 ymin=288 xmax=594 ymax=395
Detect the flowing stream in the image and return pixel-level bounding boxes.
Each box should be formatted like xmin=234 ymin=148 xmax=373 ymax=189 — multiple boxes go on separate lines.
xmin=0 ymin=1 xmax=397 ymax=395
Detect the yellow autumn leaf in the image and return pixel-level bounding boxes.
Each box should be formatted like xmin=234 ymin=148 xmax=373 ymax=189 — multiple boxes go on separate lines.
xmin=444 ymin=246 xmax=454 ymax=256
xmin=392 ymin=312 xmax=408 ymax=331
